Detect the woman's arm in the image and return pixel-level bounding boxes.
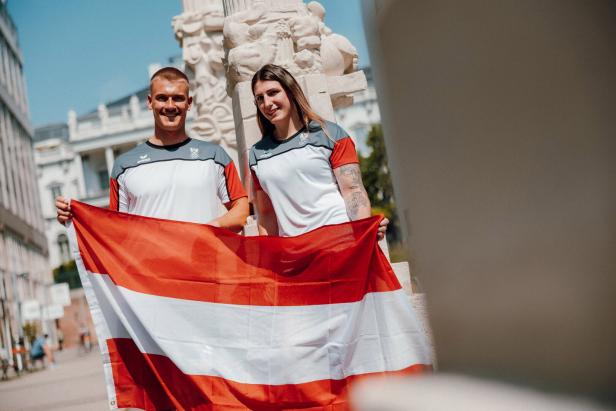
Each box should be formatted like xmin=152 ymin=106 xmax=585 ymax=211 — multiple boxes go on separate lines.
xmin=255 ymin=190 xmax=279 ymax=236
xmin=334 ymin=163 xmax=389 ymax=239
xmin=333 ymin=163 xmax=372 ymax=220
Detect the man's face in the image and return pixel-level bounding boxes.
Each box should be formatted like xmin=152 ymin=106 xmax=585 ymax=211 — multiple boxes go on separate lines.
xmin=148 ymin=77 xmax=192 ymax=132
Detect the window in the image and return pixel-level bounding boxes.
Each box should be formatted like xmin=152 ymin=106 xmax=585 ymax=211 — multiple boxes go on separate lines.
xmin=97 ymin=169 xmax=109 ymax=191
xmin=50 ymin=184 xmax=62 ymax=203
xmin=57 ymin=234 xmax=70 ymax=263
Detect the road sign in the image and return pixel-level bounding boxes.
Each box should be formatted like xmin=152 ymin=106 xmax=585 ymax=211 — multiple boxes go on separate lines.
xmin=21 ymin=300 xmax=41 ymax=321
xmin=42 ymin=304 xmax=64 ymax=320
xmin=49 ymin=283 xmax=71 ymax=306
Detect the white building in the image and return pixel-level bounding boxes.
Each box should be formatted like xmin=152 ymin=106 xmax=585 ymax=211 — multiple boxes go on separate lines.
xmin=334 ymin=67 xmax=381 ymax=156
xmin=0 ymin=1 xmax=52 ymax=360
xmin=34 ymin=63 xmax=381 ymax=269
xmin=34 ymin=87 xmax=154 ymax=269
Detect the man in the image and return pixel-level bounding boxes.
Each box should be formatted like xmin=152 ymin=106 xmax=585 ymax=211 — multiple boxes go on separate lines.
xmin=56 ymin=67 xmax=248 ymax=229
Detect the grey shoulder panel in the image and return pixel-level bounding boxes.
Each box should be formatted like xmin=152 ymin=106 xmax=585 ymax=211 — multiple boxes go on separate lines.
xmin=111 ymin=138 xmax=224 ymax=179
xmin=111 ymin=143 xmax=151 ymax=179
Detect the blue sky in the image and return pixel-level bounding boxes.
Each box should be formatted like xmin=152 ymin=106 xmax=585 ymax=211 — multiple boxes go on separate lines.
xmin=7 ymin=0 xmax=370 ymax=127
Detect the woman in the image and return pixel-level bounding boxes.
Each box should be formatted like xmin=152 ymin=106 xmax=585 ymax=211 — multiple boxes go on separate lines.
xmin=248 ymin=64 xmax=388 ymax=237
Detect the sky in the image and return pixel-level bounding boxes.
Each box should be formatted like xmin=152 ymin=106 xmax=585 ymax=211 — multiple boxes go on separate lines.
xmin=7 ymin=0 xmax=371 ymax=127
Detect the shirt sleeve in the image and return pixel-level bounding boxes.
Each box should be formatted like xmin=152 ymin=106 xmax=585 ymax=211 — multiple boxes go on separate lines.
xmin=110 ymin=175 xmax=129 ymax=212
xmin=330 ymin=137 xmax=359 ymax=169
xmin=221 ymin=161 xmax=248 ymax=204
xmin=109 ymin=178 xmax=119 ymax=211
xmin=214 ymin=146 xmax=247 ymax=204
xmin=251 ymin=169 xmax=263 ymax=191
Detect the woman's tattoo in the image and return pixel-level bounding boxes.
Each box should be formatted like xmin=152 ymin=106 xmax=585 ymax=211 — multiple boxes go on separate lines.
xmin=346 ymin=191 xmax=370 ymax=219
xmin=339 ymin=164 xmax=362 ymax=188
xmin=337 ymin=164 xmax=369 ymax=219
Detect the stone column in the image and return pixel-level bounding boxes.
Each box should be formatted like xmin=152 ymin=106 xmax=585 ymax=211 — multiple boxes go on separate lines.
xmin=67 ymin=110 xmax=77 ymax=140
xmin=73 ymin=154 xmax=87 ymax=198
xmin=104 ymin=147 xmax=115 ymax=177
xmin=362 ymin=0 xmax=616 ymax=401
xmin=172 ymin=0 xmax=239 ymax=165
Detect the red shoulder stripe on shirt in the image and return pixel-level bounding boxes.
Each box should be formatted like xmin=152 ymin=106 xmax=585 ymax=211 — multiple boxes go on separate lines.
xmin=330 ymin=137 xmax=359 ymax=169
xmin=223 ymin=162 xmax=248 ymax=203
xmin=109 ymin=178 xmax=119 ymax=211
xmin=250 ymin=170 xmax=263 ymax=191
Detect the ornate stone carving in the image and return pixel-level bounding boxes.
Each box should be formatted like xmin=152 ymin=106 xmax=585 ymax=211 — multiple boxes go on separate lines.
xmin=173 ymin=0 xmax=237 ymax=153
xmin=221 ymin=0 xmax=360 ymax=97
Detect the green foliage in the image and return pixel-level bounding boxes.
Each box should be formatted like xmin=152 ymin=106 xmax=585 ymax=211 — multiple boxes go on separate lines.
xmin=53 ymin=260 xmax=82 ymax=289
xmin=388 ymin=243 xmax=410 ymax=264
xmin=23 ymin=322 xmax=39 ymax=343
xmin=359 ymin=124 xmax=401 ymax=242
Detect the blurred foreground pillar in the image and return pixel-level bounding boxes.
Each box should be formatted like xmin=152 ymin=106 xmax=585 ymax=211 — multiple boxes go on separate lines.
xmin=362 ymin=0 xmax=616 ymax=403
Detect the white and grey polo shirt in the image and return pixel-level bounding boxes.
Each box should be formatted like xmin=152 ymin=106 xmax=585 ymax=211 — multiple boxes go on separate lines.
xmin=249 ymin=121 xmax=359 ymax=236
xmin=110 ymin=138 xmax=246 ymax=224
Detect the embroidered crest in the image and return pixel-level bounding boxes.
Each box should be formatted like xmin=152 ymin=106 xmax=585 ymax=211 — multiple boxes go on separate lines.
xmin=137 ymin=154 xmax=151 ymax=164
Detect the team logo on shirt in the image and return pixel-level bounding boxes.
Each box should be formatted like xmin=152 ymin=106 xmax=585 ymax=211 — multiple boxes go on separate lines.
xmin=190 ymin=147 xmax=199 ymax=159
xmin=137 ymin=154 xmax=151 ymax=164
xmin=298 ymin=132 xmax=310 ymax=147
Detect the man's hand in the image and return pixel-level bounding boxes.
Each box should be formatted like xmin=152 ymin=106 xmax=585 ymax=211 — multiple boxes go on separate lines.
xmin=55 ymin=196 xmax=72 ymax=225
xmin=208 ymin=197 xmax=249 ymax=232
xmin=378 ymin=217 xmax=389 ymax=241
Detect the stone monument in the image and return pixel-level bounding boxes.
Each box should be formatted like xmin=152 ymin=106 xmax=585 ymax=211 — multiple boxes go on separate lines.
xmin=173 ymin=0 xmax=238 ymax=163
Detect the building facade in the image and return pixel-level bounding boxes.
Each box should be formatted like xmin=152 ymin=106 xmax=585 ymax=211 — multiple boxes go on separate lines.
xmin=0 ymin=2 xmax=52 ymax=363
xmin=334 ymin=67 xmax=381 ymax=155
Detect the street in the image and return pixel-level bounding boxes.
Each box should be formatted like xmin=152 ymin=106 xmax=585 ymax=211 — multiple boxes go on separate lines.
xmin=0 ymin=347 xmax=109 ymax=411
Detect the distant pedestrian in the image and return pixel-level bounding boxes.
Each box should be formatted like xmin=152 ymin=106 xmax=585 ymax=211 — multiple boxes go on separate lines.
xmin=30 ymin=335 xmax=46 ymax=369
xmin=78 ymin=323 xmax=91 ymax=353
xmin=57 ymin=329 xmax=64 ymax=351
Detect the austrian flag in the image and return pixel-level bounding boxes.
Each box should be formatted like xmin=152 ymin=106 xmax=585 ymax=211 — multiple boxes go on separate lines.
xmin=67 ymin=201 xmax=432 ymax=410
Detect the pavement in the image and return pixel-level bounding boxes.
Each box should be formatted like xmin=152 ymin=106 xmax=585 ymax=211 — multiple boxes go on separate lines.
xmin=0 ymin=347 xmax=109 ymax=411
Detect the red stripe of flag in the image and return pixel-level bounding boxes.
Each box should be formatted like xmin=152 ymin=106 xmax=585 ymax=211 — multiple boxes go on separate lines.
xmin=108 ymin=338 xmax=430 ymax=410
xmin=71 ymin=201 xmax=399 ymax=306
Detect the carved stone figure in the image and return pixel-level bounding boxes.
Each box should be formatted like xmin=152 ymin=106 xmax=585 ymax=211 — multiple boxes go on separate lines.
xmin=306 ymin=1 xmax=358 ymax=76
xmin=173 ymin=0 xmax=237 ymax=154
xmin=221 ymin=0 xmax=361 ymax=93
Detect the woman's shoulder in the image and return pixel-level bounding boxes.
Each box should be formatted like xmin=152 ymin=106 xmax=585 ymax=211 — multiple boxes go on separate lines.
xmin=308 ymin=120 xmax=349 ymax=142
xmin=249 ymin=137 xmax=277 ymax=165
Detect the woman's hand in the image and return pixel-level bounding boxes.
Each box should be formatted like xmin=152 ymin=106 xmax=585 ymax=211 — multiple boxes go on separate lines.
xmin=378 ymin=217 xmax=389 ymax=241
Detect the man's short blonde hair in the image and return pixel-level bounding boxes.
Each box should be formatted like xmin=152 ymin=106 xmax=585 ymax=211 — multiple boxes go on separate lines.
xmin=149 ymin=67 xmax=189 ymax=91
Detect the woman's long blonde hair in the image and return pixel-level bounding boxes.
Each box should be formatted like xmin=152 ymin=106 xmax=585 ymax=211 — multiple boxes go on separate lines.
xmin=251 ymin=64 xmax=328 ymax=139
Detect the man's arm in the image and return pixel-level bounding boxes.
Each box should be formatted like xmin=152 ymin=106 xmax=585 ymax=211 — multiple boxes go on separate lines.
xmin=255 ymin=190 xmax=279 ymax=236
xmin=56 ymin=196 xmax=72 ymax=225
xmin=333 ymin=163 xmax=388 ymax=240
xmin=209 ymin=197 xmax=249 ymax=232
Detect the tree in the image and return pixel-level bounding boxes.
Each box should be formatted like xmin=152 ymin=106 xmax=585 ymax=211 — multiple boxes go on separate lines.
xmin=53 ymin=260 xmax=82 ymax=289
xmin=359 ymin=123 xmax=401 ymax=242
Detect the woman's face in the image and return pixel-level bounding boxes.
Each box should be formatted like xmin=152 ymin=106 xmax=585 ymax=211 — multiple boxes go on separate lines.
xmin=253 ymin=80 xmax=295 ymax=127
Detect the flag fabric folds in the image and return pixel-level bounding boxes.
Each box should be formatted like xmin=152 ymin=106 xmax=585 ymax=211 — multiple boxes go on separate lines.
xmin=67 ymin=200 xmax=432 ymax=410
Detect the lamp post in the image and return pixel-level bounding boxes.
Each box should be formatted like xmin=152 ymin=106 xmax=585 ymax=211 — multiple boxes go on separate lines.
xmin=10 ymin=271 xmax=28 ymax=373
xmin=0 ymin=271 xmax=14 ymax=367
